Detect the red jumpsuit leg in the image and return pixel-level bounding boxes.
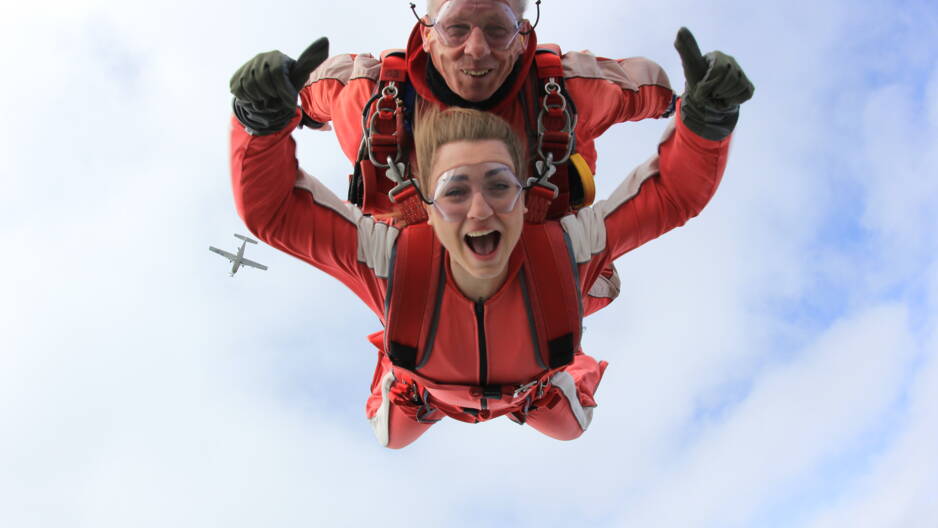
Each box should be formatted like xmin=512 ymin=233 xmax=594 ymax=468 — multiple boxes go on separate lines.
xmin=522 ymin=350 xmax=608 ymax=441
xmin=366 ymin=353 xmax=441 ymax=449
xmin=384 ymin=398 xmax=440 ymax=449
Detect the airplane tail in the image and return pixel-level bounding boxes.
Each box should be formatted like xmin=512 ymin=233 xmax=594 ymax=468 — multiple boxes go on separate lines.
xmin=234 ymin=233 xmax=258 ymax=244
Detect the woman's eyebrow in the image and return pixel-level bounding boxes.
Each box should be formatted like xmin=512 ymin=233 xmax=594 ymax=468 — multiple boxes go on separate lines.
xmin=484 ymin=167 xmax=512 ymax=178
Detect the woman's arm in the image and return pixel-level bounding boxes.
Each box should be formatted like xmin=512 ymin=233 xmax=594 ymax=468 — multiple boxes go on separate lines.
xmin=229 ymin=112 xmax=396 ymax=318
xmin=560 ymin=104 xmax=729 ymax=268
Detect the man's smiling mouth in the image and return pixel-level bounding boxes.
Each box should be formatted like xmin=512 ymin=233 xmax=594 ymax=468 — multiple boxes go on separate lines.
xmin=460 ymin=68 xmax=493 ymax=78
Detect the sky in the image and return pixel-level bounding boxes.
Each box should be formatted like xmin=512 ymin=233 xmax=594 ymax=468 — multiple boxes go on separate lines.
xmin=2 ymin=1 xmax=937 ymax=526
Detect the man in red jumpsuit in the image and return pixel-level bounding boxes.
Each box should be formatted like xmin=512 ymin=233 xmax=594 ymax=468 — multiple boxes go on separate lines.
xmin=294 ymin=0 xmax=673 ymax=168
xmin=229 ymin=23 xmax=754 ymax=447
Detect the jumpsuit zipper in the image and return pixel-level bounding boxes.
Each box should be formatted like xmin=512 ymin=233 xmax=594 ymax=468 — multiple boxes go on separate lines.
xmin=475 ymin=301 xmax=488 ymax=413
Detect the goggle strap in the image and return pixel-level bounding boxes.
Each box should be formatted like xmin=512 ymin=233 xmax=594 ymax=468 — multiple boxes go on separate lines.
xmin=409 ymin=2 xmax=433 ymax=27
xmin=411 ymin=0 xmax=541 ymax=33
xmin=519 ymin=0 xmax=541 ymax=35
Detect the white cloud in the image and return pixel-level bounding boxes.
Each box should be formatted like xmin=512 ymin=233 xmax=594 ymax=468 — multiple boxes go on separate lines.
xmin=857 ymin=80 xmax=938 ymax=259
xmin=2 ymin=1 xmax=936 ymax=527
xmin=803 ymin=335 xmax=938 ymax=528
xmin=614 ymin=304 xmax=916 ymax=527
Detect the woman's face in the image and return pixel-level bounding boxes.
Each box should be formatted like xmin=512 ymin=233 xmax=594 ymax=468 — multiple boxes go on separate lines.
xmin=426 ymin=139 xmax=525 ymax=282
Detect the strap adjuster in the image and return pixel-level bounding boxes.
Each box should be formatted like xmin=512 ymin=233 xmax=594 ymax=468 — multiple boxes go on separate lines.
xmin=483 ymin=385 xmax=503 ymax=400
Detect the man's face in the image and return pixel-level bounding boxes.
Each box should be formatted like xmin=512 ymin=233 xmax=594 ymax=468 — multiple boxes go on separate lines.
xmin=422 ymin=0 xmax=527 ymax=102
xmin=426 ymin=139 xmax=525 ymax=282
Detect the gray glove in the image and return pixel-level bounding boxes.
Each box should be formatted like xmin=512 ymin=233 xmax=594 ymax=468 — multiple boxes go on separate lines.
xmin=674 ymin=27 xmax=754 ymax=141
xmin=229 ymin=37 xmax=329 ymax=135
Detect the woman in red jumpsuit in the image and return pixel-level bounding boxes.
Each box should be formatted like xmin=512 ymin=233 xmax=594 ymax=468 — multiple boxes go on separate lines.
xmin=229 ymin=27 xmax=751 ymax=448
xmin=230 ymin=102 xmax=731 ymax=448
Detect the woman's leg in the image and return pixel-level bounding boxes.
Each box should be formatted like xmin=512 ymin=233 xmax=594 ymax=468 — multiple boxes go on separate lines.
xmin=522 ymin=350 xmax=608 ymax=441
xmin=366 ymin=357 xmax=441 ymax=449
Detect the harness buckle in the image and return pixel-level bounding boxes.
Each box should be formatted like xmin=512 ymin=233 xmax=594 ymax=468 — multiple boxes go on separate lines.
xmin=415 ymin=388 xmax=442 ymax=424
xmin=525 ymin=156 xmax=560 ymax=197
xmin=384 ymin=156 xmax=431 ymax=224
xmin=536 ymin=378 xmax=551 ymax=399
xmin=523 ymin=155 xmax=561 ymax=224
xmin=384 ymin=157 xmax=415 ymax=202
xmin=513 ymin=380 xmax=538 ymax=398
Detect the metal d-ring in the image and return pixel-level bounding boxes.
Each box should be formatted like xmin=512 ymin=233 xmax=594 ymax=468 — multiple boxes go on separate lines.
xmin=382 ymin=83 xmax=399 ymax=98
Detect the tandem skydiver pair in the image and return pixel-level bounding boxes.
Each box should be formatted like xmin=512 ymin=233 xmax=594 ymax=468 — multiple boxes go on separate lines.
xmin=227 ymin=0 xmax=753 ymax=448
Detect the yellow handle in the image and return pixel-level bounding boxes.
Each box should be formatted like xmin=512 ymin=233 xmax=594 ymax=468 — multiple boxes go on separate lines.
xmin=570 ymin=153 xmax=595 ymax=208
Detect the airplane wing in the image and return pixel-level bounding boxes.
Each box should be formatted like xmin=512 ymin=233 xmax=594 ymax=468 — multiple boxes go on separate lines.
xmin=234 ymin=233 xmax=258 ymax=244
xmin=209 ymin=246 xmax=237 ymax=262
xmin=240 ymin=257 xmax=268 ymax=271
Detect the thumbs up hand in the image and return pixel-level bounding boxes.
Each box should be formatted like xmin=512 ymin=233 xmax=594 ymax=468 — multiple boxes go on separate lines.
xmin=673 ymin=28 xmax=753 ymax=141
xmin=230 ymin=38 xmax=330 ymax=136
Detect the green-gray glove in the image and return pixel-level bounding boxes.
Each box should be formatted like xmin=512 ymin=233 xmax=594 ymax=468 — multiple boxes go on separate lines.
xmin=674 ymin=27 xmax=754 ymax=141
xmin=230 ymin=37 xmax=329 ymax=135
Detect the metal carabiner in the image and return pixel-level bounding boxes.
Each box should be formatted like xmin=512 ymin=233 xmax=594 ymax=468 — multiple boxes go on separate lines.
xmin=536 ymin=78 xmax=576 ymax=165
xmin=365 ymin=82 xmax=402 ymax=169
xmin=542 ymin=80 xmax=566 ymax=111
xmin=381 ymin=83 xmax=399 ymax=99
xmin=513 ymin=380 xmax=538 ymax=398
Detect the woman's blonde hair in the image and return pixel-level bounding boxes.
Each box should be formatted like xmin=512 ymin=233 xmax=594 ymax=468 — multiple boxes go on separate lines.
xmin=413 ymin=106 xmax=526 ymax=196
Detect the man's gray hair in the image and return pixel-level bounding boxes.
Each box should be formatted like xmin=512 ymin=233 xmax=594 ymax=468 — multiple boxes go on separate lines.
xmin=426 ymin=0 xmax=528 ymax=18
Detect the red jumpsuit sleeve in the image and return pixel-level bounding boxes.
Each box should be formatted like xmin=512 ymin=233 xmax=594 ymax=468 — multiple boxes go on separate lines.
xmin=601 ymin=105 xmax=729 ymax=259
xmin=229 ymin=112 xmax=389 ymax=318
xmin=563 ymin=52 xmax=675 ymax=171
xmin=563 ymin=104 xmax=730 ymax=297
xmin=297 ymin=53 xmax=380 ymax=163
xmin=297 ymin=54 xmax=356 ymax=124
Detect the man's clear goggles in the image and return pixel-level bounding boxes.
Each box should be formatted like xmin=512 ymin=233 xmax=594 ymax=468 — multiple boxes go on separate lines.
xmin=431 ymin=0 xmax=524 ymax=51
xmin=431 ymin=162 xmax=523 ymax=221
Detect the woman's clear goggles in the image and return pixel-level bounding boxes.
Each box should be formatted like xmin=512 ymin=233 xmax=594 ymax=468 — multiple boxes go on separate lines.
xmin=431 ymin=162 xmax=523 ymax=222
xmin=431 ymin=0 xmax=524 ymax=51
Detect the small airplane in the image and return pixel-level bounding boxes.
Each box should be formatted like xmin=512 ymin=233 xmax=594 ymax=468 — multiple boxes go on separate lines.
xmin=209 ymin=234 xmax=268 ymax=277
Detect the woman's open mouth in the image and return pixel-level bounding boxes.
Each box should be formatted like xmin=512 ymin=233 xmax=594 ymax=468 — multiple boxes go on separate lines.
xmin=464 ymin=230 xmax=501 ymax=257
